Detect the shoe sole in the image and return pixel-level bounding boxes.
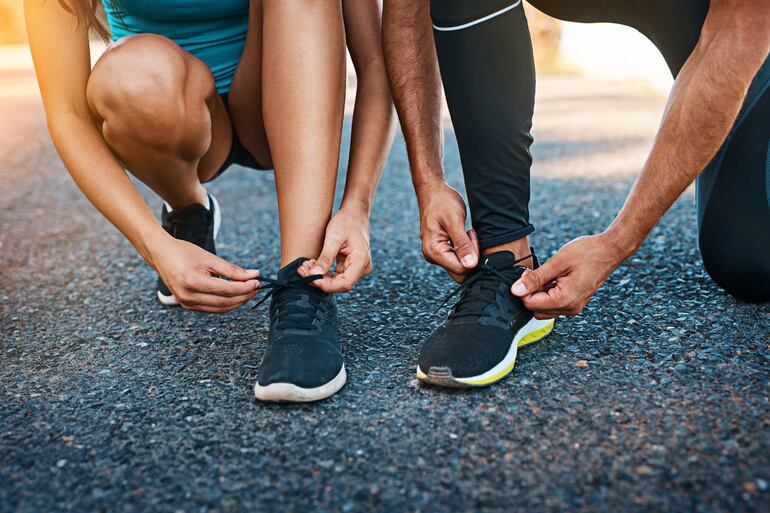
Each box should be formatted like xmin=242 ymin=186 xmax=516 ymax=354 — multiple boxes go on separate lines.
xmin=157 ymin=193 xmax=222 ymax=306
xmin=415 ymin=317 xmax=555 ymax=388
xmin=254 ymin=365 xmax=347 ymax=403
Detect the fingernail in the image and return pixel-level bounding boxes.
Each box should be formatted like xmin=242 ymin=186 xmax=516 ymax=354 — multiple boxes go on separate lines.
xmin=511 ymin=282 xmax=526 ymax=295
xmin=462 ymin=255 xmax=476 ymax=267
xmin=310 ymin=266 xmax=323 ymax=275
xmin=247 ymin=269 xmax=259 ymax=274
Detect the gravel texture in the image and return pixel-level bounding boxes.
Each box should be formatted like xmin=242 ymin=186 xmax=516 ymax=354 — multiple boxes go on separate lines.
xmin=1 ymin=74 xmax=769 ymax=513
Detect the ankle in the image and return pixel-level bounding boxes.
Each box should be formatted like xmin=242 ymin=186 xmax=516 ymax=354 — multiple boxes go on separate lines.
xmin=482 ymin=237 xmax=534 ymax=269
xmin=164 ymin=184 xmax=208 ymax=210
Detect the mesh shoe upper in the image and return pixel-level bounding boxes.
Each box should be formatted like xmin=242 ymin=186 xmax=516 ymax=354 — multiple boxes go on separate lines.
xmin=256 ymin=258 xmax=342 ymax=388
xmin=418 ymin=251 xmax=533 ymax=378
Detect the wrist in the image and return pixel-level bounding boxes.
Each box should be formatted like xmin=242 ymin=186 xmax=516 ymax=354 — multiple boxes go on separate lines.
xmin=339 ymin=196 xmax=372 ymax=219
xmin=600 ymin=223 xmax=642 ymax=261
xmin=414 ymin=178 xmax=449 ymax=208
xmin=136 ymin=226 xmax=172 ymax=269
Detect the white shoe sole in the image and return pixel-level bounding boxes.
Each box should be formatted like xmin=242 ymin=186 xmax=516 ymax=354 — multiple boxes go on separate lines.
xmin=254 ymin=365 xmax=347 ymax=403
xmin=416 ymin=317 xmax=555 ymax=388
xmin=157 ymin=193 xmax=221 ymax=306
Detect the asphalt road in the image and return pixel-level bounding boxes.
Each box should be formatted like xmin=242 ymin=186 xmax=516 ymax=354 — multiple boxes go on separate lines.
xmin=1 ymin=73 xmax=769 ymax=513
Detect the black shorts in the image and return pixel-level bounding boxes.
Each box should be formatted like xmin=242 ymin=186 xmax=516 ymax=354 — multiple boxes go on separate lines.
xmin=204 ymin=91 xmax=272 ymax=183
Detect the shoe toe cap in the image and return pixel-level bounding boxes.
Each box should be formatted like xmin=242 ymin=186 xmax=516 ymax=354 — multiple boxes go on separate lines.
xmin=418 ymin=324 xmax=512 ymax=379
xmin=257 ymin=341 xmax=343 ymax=389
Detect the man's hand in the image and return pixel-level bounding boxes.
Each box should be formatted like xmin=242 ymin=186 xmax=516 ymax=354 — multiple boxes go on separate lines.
xmin=416 ymin=181 xmax=480 ymax=282
xmin=150 ymin=236 xmax=260 ymax=313
xmin=299 ymin=207 xmax=372 ymax=293
xmin=511 ymin=233 xmax=629 ymax=319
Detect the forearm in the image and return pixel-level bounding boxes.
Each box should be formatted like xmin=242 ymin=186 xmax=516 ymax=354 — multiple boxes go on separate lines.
xmin=49 ymin=114 xmax=168 ymax=265
xmin=382 ymin=0 xmax=446 ymax=194
xmin=340 ymin=64 xmax=396 ymax=215
xmin=605 ymin=2 xmax=770 ymax=256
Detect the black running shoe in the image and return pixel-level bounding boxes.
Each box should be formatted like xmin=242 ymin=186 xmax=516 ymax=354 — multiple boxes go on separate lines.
xmin=416 ymin=251 xmax=554 ymax=387
xmin=156 ymin=193 xmax=221 ymax=305
xmin=253 ymin=257 xmax=345 ymax=402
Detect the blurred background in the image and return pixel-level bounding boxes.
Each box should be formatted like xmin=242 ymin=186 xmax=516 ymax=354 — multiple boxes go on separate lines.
xmin=1 ymin=1 xmax=673 ymax=91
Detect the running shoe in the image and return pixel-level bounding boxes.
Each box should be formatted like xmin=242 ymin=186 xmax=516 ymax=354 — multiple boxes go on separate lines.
xmin=416 ymin=250 xmax=554 ymax=387
xmin=156 ymin=193 xmax=221 ymax=305
xmin=253 ymin=257 xmax=345 ymax=402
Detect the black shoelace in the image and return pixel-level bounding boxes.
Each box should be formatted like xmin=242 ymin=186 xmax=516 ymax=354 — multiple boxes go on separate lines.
xmin=253 ymin=273 xmax=324 ymax=331
xmin=434 ymin=254 xmax=532 ymax=321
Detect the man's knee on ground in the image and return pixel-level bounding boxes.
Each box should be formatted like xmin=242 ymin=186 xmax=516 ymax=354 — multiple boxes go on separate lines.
xmin=699 ymin=230 xmax=770 ymax=303
xmin=87 ymin=34 xmax=214 ymax=157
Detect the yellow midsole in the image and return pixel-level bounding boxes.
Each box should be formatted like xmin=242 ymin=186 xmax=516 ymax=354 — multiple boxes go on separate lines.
xmin=443 ymin=319 xmax=555 ymax=386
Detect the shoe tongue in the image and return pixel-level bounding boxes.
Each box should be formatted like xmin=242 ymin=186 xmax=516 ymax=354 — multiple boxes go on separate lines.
xmin=278 ymin=257 xmax=310 ymax=281
xmin=480 ymin=251 xmax=519 ymax=270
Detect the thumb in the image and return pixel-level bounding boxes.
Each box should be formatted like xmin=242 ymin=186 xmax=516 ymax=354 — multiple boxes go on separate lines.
xmin=310 ymin=237 xmax=343 ymax=275
xmin=210 ymin=256 xmax=260 ymax=282
xmin=511 ymin=265 xmax=553 ymax=297
xmin=446 ymin=223 xmax=479 ymax=269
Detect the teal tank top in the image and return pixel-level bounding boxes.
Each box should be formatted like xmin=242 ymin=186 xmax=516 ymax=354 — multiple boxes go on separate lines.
xmin=102 ymin=0 xmax=248 ymax=94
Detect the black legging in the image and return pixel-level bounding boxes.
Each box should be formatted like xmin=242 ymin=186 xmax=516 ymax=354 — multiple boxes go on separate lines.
xmin=430 ymin=0 xmax=770 ymax=302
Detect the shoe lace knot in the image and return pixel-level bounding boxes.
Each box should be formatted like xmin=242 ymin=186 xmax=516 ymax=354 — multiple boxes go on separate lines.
xmin=253 ymin=272 xmax=324 ymax=331
xmin=435 ymin=254 xmax=531 ymax=321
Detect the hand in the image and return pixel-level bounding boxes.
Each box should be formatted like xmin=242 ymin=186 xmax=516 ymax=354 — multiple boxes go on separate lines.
xmin=298 ymin=206 xmax=372 ymax=293
xmin=416 ymin=181 xmax=480 ymax=282
xmin=149 ymin=235 xmax=260 ymax=313
xmin=510 ymin=233 xmax=629 ymax=319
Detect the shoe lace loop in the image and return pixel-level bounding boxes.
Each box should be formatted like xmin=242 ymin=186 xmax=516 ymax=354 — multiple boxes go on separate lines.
xmin=434 ymin=254 xmax=532 ymax=321
xmin=253 ymin=273 xmax=324 ymax=330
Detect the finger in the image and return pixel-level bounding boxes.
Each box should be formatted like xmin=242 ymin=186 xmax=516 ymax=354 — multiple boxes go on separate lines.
xmin=533 ymin=311 xmax=561 ymax=320
xmin=208 ymin=256 xmax=260 ymax=282
xmin=511 ymin=261 xmax=562 ymax=297
xmin=180 ymin=290 xmax=257 ymax=310
xmin=297 ymin=259 xmax=316 ymax=278
xmin=519 ymin=286 xmax=570 ymax=312
xmin=193 ymin=275 xmax=261 ymax=297
xmin=312 ymin=257 xmax=366 ymax=293
xmin=445 ymin=223 xmax=478 ymax=269
xmin=310 ymin=237 xmax=344 ymax=275
xmin=428 ymin=239 xmax=467 ymax=275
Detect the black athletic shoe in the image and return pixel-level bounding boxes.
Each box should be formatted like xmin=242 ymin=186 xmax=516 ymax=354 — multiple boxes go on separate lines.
xmin=253 ymin=257 xmax=345 ymax=402
xmin=156 ymin=193 xmax=221 ymax=305
xmin=416 ymin=251 xmax=554 ymax=387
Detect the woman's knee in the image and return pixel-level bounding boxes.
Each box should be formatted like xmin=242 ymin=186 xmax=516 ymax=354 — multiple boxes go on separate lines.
xmin=87 ymin=34 xmax=214 ymax=155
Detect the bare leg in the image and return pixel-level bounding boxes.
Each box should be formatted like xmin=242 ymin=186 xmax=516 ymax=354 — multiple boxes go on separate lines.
xmin=228 ymin=0 xmax=272 ymax=168
xmin=262 ymin=0 xmax=346 ymax=267
xmin=86 ymin=34 xmax=232 ymax=208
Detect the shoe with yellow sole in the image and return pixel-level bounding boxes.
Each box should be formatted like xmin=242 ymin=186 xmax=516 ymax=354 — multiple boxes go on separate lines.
xmin=416 ymin=251 xmax=554 ymax=388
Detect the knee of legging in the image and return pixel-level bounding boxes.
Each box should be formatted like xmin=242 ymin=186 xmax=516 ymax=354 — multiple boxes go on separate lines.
xmin=699 ymin=230 xmax=770 ymax=303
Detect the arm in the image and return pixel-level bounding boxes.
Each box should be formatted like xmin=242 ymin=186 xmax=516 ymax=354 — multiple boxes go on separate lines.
xmin=303 ymin=0 xmax=396 ymax=291
xmin=24 ymin=0 xmax=259 ymax=312
xmin=512 ymin=0 xmax=770 ymax=318
xmin=381 ymin=0 xmax=479 ymax=280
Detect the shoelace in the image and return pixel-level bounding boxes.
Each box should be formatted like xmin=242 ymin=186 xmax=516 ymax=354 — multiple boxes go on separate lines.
xmin=253 ymin=273 xmax=324 ymax=330
xmin=434 ymin=254 xmax=532 ymax=321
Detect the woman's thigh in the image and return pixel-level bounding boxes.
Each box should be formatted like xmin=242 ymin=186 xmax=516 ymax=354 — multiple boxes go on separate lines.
xmin=87 ymin=34 xmax=232 ymax=182
xmin=227 ymin=0 xmax=272 ymax=168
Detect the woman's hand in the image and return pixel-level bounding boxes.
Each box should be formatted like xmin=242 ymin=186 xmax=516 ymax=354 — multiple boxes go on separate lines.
xmin=149 ymin=236 xmax=261 ymax=313
xmin=299 ymin=207 xmax=372 ymax=293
